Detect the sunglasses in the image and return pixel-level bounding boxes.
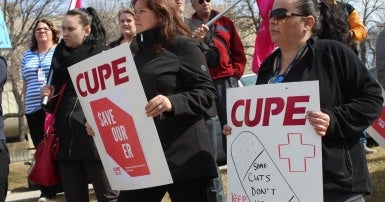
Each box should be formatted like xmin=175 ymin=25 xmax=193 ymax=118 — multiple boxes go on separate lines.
xmin=269 ymin=8 xmax=306 ymax=21
xmin=198 ymin=0 xmax=211 ymax=4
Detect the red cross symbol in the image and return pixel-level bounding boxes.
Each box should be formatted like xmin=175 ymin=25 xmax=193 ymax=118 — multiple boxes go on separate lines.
xmin=278 ymin=133 xmax=315 ymax=172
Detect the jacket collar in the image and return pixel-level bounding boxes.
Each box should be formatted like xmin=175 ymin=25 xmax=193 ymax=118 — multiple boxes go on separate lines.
xmin=136 ymin=27 xmax=163 ymax=51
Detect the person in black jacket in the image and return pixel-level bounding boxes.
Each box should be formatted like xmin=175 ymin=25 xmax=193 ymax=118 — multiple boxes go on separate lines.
xmin=174 ymin=1 xmax=223 ymax=201
xmin=109 ymin=8 xmax=136 ymax=47
xmin=223 ymin=0 xmax=383 ymax=201
xmin=40 ymin=8 xmax=118 ymax=202
xmin=0 ymin=56 xmax=9 ymax=202
xmin=115 ymin=0 xmax=217 ymax=201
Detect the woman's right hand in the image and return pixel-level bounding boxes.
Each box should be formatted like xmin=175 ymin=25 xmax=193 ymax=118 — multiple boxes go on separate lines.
xmin=222 ymin=124 xmax=232 ymax=136
xmin=85 ymin=122 xmax=95 ymax=137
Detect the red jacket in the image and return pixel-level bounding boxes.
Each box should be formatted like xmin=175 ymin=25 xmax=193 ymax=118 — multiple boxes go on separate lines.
xmin=192 ymin=10 xmax=246 ymax=79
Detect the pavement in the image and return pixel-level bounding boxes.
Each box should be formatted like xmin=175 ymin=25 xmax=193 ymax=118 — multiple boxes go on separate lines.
xmin=5 ymin=184 xmax=94 ymax=202
xmin=5 ymin=165 xmax=227 ymax=202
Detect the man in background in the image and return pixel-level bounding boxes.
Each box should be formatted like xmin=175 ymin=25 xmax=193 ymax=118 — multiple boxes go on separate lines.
xmin=0 ymin=55 xmax=9 ymax=202
xmin=175 ymin=0 xmax=224 ymax=201
xmin=191 ymin=0 xmax=246 ymax=154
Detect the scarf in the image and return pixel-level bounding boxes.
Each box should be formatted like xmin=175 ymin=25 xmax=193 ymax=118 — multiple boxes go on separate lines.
xmin=50 ymin=40 xmax=105 ymax=92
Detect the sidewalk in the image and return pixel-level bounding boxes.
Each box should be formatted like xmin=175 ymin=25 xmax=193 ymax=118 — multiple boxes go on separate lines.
xmin=5 ymin=164 xmax=226 ymax=202
xmin=6 ymin=190 xmax=61 ymax=202
xmin=6 ymin=184 xmax=94 ymax=202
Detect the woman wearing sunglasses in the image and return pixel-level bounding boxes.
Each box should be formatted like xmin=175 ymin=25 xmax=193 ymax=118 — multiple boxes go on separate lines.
xmin=223 ymin=0 xmax=382 ymax=201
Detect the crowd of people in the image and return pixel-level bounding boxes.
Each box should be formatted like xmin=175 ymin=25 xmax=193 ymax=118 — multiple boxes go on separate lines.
xmin=1 ymin=0 xmax=385 ymax=201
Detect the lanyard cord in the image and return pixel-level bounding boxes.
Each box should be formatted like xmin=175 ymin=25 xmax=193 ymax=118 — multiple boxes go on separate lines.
xmin=271 ymin=44 xmax=307 ymax=83
xmin=38 ymin=45 xmax=53 ymax=68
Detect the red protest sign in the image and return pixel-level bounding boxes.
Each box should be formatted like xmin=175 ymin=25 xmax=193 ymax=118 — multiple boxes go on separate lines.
xmin=90 ymin=97 xmax=150 ymax=177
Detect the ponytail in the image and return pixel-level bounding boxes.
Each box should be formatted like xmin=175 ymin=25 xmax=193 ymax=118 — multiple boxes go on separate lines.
xmin=66 ymin=7 xmax=106 ymax=45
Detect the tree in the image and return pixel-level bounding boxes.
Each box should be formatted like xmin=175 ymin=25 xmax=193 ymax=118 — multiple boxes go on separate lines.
xmin=0 ymin=0 xmax=133 ymax=141
xmin=349 ymin=0 xmax=385 ymax=68
xmin=1 ymin=0 xmax=67 ymax=141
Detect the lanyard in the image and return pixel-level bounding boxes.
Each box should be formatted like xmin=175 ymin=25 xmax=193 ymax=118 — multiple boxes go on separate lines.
xmin=269 ymin=45 xmax=307 ymax=84
xmin=38 ymin=46 xmax=53 ymax=68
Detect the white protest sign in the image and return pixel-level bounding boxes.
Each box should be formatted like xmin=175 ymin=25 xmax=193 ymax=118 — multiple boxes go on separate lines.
xmin=68 ymin=43 xmax=172 ymax=190
xmin=366 ymin=87 xmax=385 ymax=149
xmin=226 ymin=81 xmax=323 ymax=202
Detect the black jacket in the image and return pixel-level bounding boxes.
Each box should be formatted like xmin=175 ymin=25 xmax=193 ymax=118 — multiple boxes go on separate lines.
xmin=134 ymin=28 xmax=218 ymax=182
xmin=48 ymin=40 xmax=105 ymax=161
xmin=257 ymin=38 xmax=383 ymax=194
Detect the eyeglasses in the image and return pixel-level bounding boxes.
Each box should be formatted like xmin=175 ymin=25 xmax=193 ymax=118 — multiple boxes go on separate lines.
xmin=269 ymin=8 xmax=306 ymax=23
xmin=35 ymin=27 xmax=51 ymax=32
xmin=198 ymin=0 xmax=210 ymax=4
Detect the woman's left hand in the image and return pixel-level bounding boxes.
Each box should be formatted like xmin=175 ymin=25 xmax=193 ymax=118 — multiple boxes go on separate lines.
xmin=306 ymin=111 xmax=330 ymax=137
xmin=85 ymin=122 xmax=95 ymax=137
xmin=145 ymin=95 xmax=172 ymax=117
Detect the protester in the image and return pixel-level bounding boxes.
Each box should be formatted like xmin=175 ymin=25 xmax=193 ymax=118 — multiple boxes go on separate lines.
xmin=320 ymin=0 xmax=366 ymax=54
xmin=0 ymin=56 xmax=9 ymax=202
xmin=40 ymin=8 xmax=118 ymax=202
xmin=109 ymin=8 xmax=136 ymax=47
xmin=21 ymin=18 xmax=60 ymax=201
xmin=318 ymin=1 xmax=352 ymax=47
xmin=223 ymin=0 xmax=383 ymax=201
xmin=377 ymin=28 xmax=385 ymax=89
xmin=175 ymin=0 xmax=223 ymax=201
xmin=191 ymin=0 xmax=246 ymax=153
xmin=318 ymin=0 xmax=374 ymax=153
xmin=110 ymin=0 xmax=218 ymax=200
xmin=175 ymin=0 xmax=219 ymax=69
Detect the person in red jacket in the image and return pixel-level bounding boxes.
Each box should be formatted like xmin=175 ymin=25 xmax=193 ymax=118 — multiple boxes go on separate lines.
xmin=191 ymin=0 xmax=246 ymax=153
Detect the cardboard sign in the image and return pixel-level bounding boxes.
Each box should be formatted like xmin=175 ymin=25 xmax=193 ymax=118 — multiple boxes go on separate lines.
xmin=226 ymin=81 xmax=323 ymax=202
xmin=366 ymin=87 xmax=385 ymax=149
xmin=68 ymin=43 xmax=172 ymax=190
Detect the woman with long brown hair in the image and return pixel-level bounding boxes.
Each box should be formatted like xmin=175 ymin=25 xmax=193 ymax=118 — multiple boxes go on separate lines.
xmin=117 ymin=0 xmax=217 ymax=200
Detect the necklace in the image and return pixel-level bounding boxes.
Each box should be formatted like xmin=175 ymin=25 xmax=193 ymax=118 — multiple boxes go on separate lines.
xmin=268 ymin=44 xmax=307 ymax=84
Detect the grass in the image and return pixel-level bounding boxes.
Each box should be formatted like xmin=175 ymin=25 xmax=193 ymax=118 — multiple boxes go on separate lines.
xmin=364 ymin=146 xmax=385 ymax=202
xmin=7 ymin=146 xmax=385 ymax=201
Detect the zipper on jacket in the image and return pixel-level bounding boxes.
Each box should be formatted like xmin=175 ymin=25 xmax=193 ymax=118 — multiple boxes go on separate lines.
xmin=68 ymin=98 xmax=79 ymax=156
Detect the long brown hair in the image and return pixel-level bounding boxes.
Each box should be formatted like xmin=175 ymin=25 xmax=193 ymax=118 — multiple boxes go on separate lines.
xmin=132 ymin=0 xmax=191 ymax=46
xmin=30 ymin=18 xmax=60 ymax=51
